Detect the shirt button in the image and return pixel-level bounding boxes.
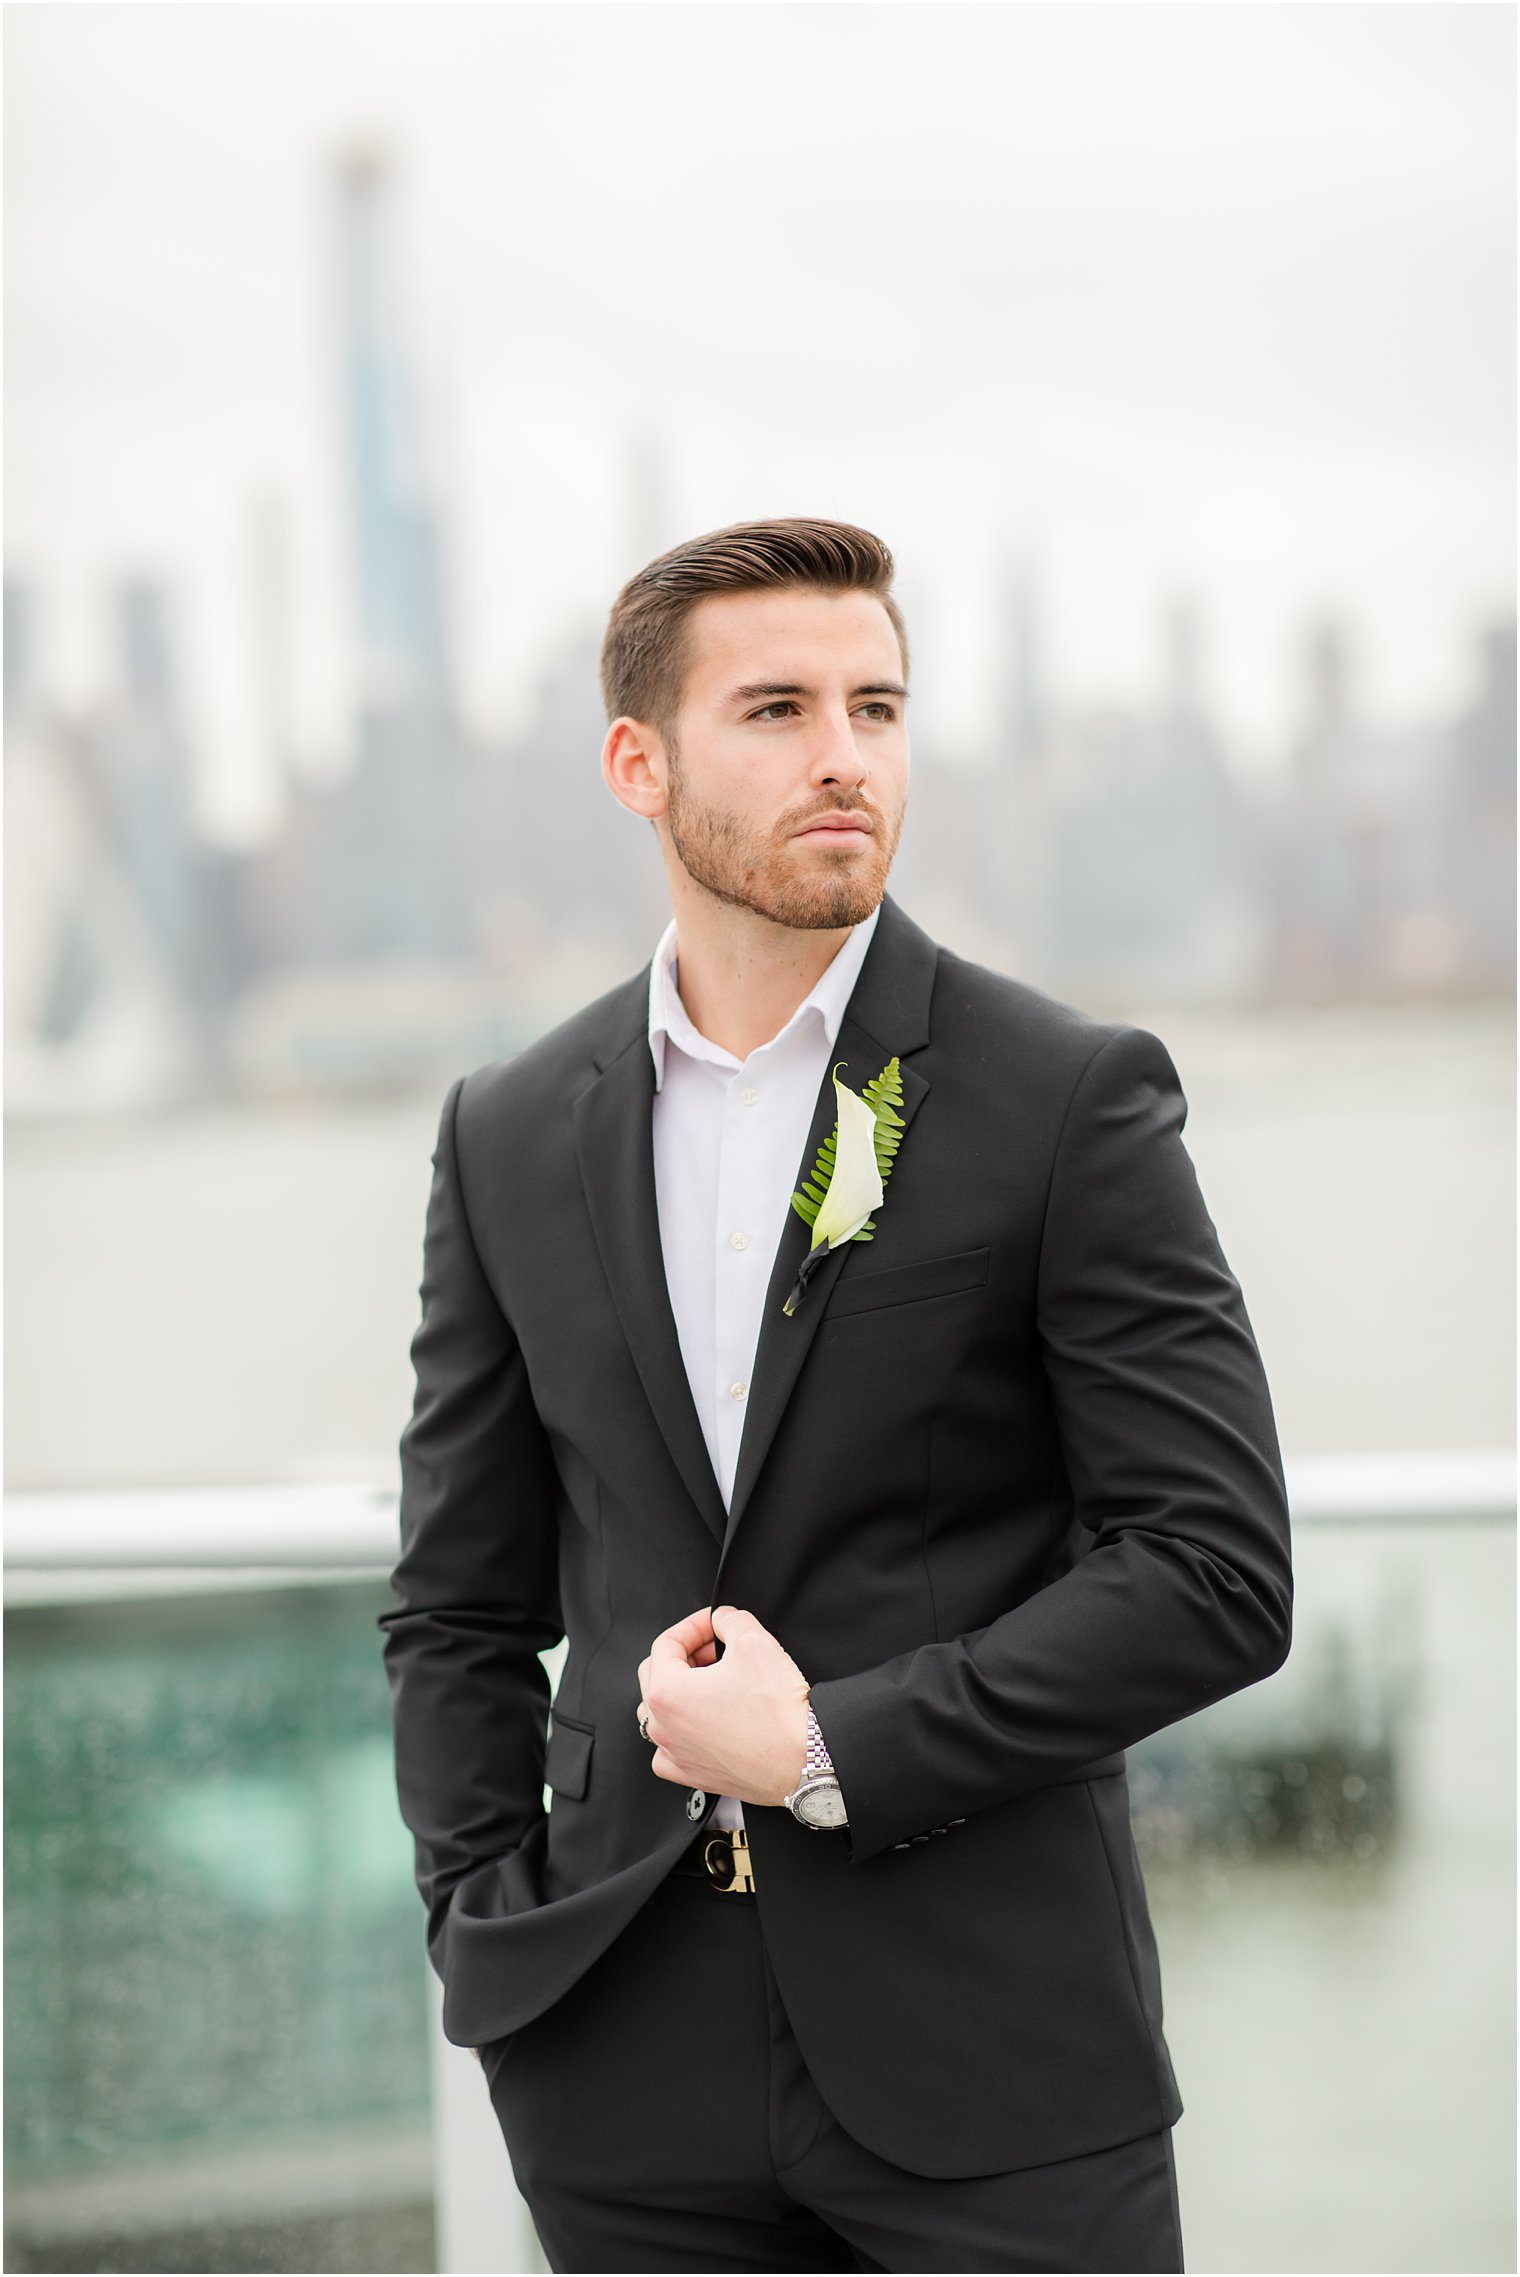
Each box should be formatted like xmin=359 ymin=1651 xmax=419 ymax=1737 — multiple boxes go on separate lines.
xmin=729 ymin=1231 xmax=750 ymax=1251
xmin=729 ymin=1381 xmax=748 ymax=1402
xmin=739 ymin=1086 xmax=759 ymax=1105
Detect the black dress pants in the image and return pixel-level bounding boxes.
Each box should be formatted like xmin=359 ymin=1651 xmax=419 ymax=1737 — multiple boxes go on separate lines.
xmin=477 ymin=1852 xmax=1184 ymax=2274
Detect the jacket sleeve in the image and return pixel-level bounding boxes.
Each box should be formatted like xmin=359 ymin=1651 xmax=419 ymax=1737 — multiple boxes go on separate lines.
xmin=806 ymin=1023 xmax=1293 ymax=1868
xmin=378 ymin=1073 xmax=563 ymax=1966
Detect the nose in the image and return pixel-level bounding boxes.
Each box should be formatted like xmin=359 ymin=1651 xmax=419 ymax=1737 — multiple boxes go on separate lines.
xmin=807 ymin=708 xmax=869 ymax=795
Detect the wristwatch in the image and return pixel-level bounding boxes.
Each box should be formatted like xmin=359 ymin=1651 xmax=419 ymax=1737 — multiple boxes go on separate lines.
xmin=783 ymin=1696 xmax=848 ymax=1829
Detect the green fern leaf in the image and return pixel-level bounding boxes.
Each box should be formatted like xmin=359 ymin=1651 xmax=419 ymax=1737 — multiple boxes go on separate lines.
xmin=860 ymin=1056 xmax=906 ymax=1187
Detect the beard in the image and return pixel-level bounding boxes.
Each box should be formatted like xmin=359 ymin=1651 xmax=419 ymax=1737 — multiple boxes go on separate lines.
xmin=663 ymin=734 xmax=905 ymax=932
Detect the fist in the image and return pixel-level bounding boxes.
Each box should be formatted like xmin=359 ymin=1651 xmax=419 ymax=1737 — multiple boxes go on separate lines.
xmin=636 ymin=1604 xmax=811 ymax=1807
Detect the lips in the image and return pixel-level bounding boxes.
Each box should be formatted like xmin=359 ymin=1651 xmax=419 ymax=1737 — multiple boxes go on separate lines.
xmin=793 ymin=815 xmax=874 ymax=838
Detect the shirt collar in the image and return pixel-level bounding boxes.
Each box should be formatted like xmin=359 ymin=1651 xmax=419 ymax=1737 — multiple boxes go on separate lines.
xmin=647 ymin=899 xmax=882 ymax=1092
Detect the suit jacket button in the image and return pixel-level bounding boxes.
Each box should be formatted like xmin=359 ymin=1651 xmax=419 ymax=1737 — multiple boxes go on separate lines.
xmin=685 ymin=1790 xmax=707 ymax=1820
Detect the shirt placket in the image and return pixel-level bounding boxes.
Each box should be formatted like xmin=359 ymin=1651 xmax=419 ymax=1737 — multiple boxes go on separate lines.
xmin=712 ymin=1048 xmax=780 ymax=1507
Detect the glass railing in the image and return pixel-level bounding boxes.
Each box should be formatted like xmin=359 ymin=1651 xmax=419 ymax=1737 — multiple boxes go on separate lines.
xmin=5 ymin=1454 xmax=1514 ymax=2276
xmin=5 ymin=1565 xmax=436 ymax=2275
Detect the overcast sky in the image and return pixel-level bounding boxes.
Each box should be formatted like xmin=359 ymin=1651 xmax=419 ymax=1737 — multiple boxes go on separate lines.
xmin=5 ymin=3 xmax=1514 ymax=840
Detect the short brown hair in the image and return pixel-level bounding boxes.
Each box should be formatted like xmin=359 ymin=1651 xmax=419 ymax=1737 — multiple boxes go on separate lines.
xmin=599 ymin=516 xmax=909 ymax=742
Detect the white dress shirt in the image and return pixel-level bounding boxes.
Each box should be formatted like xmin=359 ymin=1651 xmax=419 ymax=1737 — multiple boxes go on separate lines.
xmin=647 ymin=899 xmax=881 ymax=1830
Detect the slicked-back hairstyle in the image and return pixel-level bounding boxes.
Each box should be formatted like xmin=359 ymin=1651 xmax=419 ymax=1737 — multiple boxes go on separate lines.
xmin=599 ymin=517 xmax=909 ymax=744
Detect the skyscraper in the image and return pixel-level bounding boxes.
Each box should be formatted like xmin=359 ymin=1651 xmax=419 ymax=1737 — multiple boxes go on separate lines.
xmin=338 ymin=142 xmax=451 ymax=713
xmin=330 ymin=140 xmax=468 ymax=959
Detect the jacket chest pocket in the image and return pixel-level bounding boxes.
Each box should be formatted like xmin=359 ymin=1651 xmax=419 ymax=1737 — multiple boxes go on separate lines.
xmin=825 ymin=1244 xmax=991 ymax=1320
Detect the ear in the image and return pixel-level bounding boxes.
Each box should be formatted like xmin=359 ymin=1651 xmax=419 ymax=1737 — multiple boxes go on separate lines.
xmin=603 ymin=716 xmax=668 ymax=821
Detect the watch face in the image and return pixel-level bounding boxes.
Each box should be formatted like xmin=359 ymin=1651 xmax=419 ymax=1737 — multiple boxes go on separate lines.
xmin=799 ymin=1781 xmax=848 ymax=1829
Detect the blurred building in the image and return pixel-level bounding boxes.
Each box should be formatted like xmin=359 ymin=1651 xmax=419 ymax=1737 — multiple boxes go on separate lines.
xmin=1268 ymin=616 xmax=1516 ymax=1000
xmin=3 ymin=578 xmax=223 ymax=1110
xmin=237 ymin=144 xmax=469 ymax=978
xmin=1001 ymin=596 xmax=1268 ymax=1005
xmin=1447 ymin=622 xmax=1517 ymax=985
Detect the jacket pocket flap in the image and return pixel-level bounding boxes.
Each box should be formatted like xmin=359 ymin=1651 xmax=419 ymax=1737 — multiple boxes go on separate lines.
xmin=545 ymin=1712 xmax=594 ymax=1800
xmin=827 ymin=1244 xmax=991 ymax=1320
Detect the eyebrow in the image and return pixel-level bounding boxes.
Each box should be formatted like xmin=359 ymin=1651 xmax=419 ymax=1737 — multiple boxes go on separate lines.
xmin=725 ymin=680 xmax=910 ymax=707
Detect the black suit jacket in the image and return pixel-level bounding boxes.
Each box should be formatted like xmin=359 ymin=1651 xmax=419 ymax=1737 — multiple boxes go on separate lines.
xmin=380 ymin=890 xmax=1292 ymax=2179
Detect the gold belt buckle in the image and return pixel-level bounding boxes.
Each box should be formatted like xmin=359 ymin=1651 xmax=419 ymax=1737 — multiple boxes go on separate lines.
xmin=701 ymin=1828 xmax=756 ymax=1894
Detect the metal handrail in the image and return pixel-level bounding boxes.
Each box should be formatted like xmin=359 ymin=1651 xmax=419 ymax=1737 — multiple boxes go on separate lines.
xmin=4 ymin=1484 xmax=398 ymax=1569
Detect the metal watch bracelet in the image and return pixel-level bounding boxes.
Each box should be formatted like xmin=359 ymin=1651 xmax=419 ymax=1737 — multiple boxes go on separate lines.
xmin=803 ymin=1697 xmax=836 ymax=1783
xmin=782 ymin=1694 xmax=847 ymax=1829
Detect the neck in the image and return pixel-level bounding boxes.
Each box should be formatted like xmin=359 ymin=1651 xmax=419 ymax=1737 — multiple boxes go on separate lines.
xmin=665 ymin=875 xmax=868 ymax=1061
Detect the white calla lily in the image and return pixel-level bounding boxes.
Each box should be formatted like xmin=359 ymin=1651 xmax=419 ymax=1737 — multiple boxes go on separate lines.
xmin=783 ymin=1053 xmax=906 ymax=1315
xmin=810 ymin=1071 xmax=885 ymax=1250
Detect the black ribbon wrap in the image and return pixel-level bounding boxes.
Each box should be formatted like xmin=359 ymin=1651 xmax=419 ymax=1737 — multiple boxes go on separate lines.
xmin=782 ymin=1236 xmax=833 ymax=1317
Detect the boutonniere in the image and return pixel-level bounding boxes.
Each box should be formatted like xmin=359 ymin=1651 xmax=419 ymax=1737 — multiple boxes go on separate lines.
xmin=782 ymin=1057 xmax=907 ymax=1316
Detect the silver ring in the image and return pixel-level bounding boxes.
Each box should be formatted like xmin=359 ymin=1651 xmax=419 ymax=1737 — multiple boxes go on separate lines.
xmin=637 ymin=1702 xmax=654 ymax=1743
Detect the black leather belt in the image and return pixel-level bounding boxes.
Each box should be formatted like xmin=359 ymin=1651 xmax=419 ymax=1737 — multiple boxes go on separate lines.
xmin=671 ymin=1824 xmax=757 ymax=1894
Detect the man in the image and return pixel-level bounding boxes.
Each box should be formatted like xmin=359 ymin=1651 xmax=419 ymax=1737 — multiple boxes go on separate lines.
xmin=380 ymin=517 xmax=1293 ymax=2273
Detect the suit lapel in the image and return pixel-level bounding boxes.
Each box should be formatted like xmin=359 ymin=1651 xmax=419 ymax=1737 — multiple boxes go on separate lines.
xmin=719 ymin=1016 xmax=931 ymax=1564
xmin=573 ymin=1029 xmax=731 ymax=1548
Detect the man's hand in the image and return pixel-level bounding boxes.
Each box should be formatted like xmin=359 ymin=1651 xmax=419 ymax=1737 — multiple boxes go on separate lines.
xmin=636 ymin=1605 xmax=810 ymax=1806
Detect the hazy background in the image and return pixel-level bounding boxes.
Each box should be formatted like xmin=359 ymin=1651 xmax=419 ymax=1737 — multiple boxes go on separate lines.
xmin=5 ymin=5 xmax=1515 ymax=819
xmin=5 ymin=1 xmax=1515 ymax=1115
xmin=5 ymin=7 xmax=1514 ymax=2274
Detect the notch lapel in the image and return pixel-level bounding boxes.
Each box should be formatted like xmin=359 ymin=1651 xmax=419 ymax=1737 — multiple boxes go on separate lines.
xmin=573 ymin=1028 xmax=730 ymax=1549
xmin=717 ymin=893 xmax=939 ymax=1569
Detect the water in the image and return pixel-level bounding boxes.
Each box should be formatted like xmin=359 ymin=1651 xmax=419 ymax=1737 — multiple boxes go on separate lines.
xmin=5 ymin=1003 xmax=1513 ymax=1491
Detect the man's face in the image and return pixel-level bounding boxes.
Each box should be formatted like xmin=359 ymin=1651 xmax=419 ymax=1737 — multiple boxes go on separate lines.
xmin=657 ymin=584 xmax=910 ymax=931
